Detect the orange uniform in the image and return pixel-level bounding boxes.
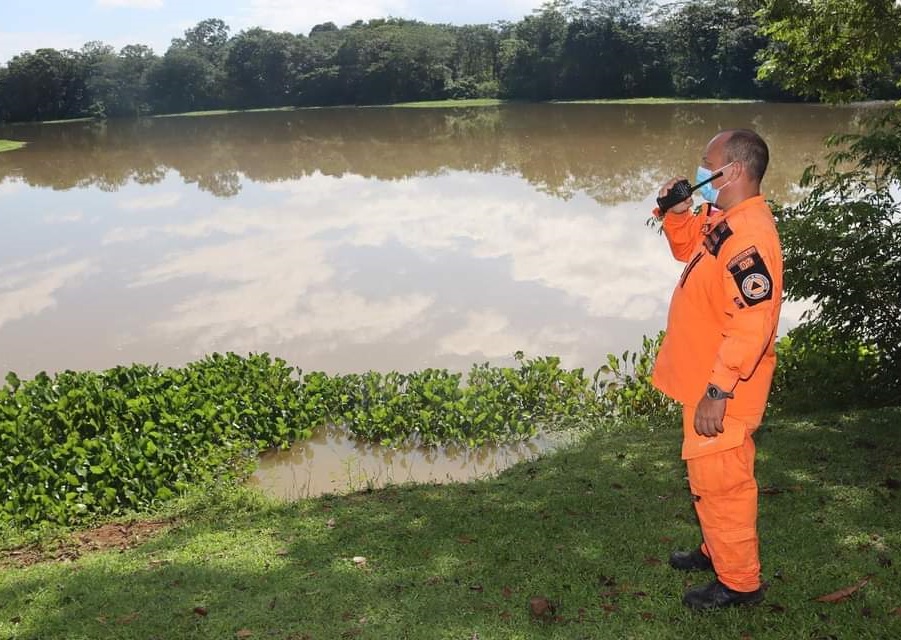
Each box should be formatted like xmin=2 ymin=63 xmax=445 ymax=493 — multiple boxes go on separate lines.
xmin=652 ymin=195 xmax=783 ymax=592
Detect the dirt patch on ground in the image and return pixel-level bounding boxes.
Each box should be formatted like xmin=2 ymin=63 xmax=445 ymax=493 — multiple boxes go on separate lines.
xmin=1 ymin=519 xmax=176 ymax=568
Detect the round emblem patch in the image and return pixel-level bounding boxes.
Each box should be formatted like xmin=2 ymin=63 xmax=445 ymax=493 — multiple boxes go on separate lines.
xmin=741 ymin=273 xmax=771 ymax=300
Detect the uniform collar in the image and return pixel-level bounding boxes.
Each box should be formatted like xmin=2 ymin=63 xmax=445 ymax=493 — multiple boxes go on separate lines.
xmin=701 ymin=195 xmax=766 ymax=236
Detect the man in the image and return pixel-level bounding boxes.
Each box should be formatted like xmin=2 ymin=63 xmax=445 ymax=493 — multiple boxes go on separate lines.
xmin=651 ymin=129 xmax=783 ymax=610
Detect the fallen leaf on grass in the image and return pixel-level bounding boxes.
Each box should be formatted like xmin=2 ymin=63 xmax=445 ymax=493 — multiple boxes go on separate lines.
xmin=275 ymin=549 xmax=289 ymax=557
xmin=659 ymin=536 xmax=674 ymax=543
xmin=643 ymin=556 xmax=661 ymax=566
xmin=640 ymin=612 xmax=654 ymax=620
xmin=470 ymin=584 xmax=484 ymax=592
xmin=340 ymin=629 xmax=362 ymax=638
xmin=814 ymin=576 xmax=872 ymax=603
xmin=501 ymin=586 xmax=513 ymax=599
xmin=601 ymin=604 xmax=618 ymax=613
xmin=117 ymin=612 xmax=140 ymax=625
xmin=456 ymin=535 xmax=476 ymax=544
xmin=760 ymin=486 xmax=785 ymax=496
xmin=890 ymin=606 xmax=901 ymax=618
xmin=499 ymin=611 xmax=512 ymax=621
xmin=352 ymin=556 xmax=367 ymax=567
xmin=326 ymin=518 xmax=336 ymax=529
xmin=193 ymin=607 xmax=208 ymax=617
xmin=529 ymin=596 xmax=555 ymax=618
xmin=767 ymin=603 xmax=786 ymax=614
xmin=236 ymin=629 xmax=253 ymax=639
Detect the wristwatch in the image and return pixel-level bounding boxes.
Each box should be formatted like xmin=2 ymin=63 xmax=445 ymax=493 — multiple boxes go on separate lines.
xmin=706 ymin=384 xmax=734 ymax=400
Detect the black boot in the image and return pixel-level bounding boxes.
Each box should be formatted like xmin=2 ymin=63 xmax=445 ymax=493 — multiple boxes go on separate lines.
xmin=682 ymin=579 xmax=765 ymax=610
xmin=669 ymin=547 xmax=713 ymax=572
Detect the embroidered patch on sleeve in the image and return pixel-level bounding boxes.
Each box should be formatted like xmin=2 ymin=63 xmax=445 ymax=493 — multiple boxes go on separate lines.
xmin=702 ymin=220 xmax=733 ymax=257
xmin=727 ymin=246 xmax=773 ymax=307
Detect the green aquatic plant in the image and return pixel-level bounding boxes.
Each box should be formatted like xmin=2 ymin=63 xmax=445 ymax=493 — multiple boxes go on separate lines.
xmin=1 ymin=335 xmax=673 ymax=528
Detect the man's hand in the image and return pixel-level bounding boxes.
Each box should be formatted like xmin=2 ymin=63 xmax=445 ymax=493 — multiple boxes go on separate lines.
xmin=694 ymin=394 xmax=726 ymax=437
xmin=658 ymin=177 xmax=693 ymax=214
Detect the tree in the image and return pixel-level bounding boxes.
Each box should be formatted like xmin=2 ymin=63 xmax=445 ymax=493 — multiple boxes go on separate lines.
xmin=499 ymin=5 xmax=568 ymax=99
xmin=0 ymin=48 xmax=84 ymax=121
xmin=756 ymin=0 xmax=901 ymax=102
xmin=771 ymin=111 xmax=901 ymax=391
xmin=757 ymin=0 xmax=901 ymax=399
xmin=173 ymin=18 xmax=231 ymax=64
xmin=224 ymin=29 xmax=310 ymax=108
xmin=79 ymin=41 xmax=119 ymax=118
xmin=146 ymin=48 xmax=220 ymax=113
xmin=115 ymin=45 xmax=158 ymax=116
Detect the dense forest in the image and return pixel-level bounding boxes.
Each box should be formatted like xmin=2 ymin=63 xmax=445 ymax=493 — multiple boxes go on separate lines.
xmin=2 ymin=0 xmax=898 ymax=123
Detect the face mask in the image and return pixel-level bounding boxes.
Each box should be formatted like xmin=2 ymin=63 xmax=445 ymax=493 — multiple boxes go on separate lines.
xmin=695 ymin=162 xmax=734 ymax=204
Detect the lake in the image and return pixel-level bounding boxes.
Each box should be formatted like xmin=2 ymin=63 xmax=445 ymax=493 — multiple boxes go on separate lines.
xmin=0 ymin=103 xmax=871 ymax=379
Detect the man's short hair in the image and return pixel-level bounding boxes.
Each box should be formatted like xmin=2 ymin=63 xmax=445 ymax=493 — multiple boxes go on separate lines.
xmin=723 ymin=129 xmax=769 ymax=182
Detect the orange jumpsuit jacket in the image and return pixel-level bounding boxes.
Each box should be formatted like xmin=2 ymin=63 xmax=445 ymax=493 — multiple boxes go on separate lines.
xmin=651 ymin=195 xmax=784 ymax=459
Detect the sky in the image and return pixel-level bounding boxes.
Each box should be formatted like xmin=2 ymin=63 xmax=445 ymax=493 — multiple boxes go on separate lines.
xmin=0 ymin=0 xmax=547 ymax=65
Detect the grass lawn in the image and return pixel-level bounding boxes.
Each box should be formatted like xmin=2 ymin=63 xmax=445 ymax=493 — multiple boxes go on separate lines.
xmin=1 ymin=408 xmax=899 ymax=639
xmin=389 ymin=98 xmax=758 ymax=108
xmin=152 ymin=107 xmax=299 ymax=119
xmin=0 ymin=140 xmax=25 ymax=153
xmin=388 ymin=99 xmax=507 ymax=109
xmin=552 ymin=98 xmax=760 ymax=105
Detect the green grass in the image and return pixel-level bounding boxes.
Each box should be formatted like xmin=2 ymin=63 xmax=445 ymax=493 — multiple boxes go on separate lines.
xmin=0 ymin=139 xmax=25 ymax=153
xmin=152 ymin=106 xmax=299 ymax=119
xmin=35 ymin=117 xmax=95 ymax=125
xmin=552 ymin=97 xmax=760 ymax=105
xmin=1 ymin=408 xmax=899 ymax=639
xmin=388 ymin=98 xmax=507 ymax=108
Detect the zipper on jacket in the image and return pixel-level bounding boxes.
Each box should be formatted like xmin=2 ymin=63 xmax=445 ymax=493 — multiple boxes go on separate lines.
xmin=680 ymin=252 xmax=704 ymax=288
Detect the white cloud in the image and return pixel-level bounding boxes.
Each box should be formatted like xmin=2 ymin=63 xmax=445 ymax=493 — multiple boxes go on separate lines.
xmin=0 ymin=31 xmax=85 ymax=64
xmin=0 ymin=179 xmax=24 ymax=198
xmin=101 ymin=170 xmax=677 ymax=368
xmin=118 ymin=192 xmax=183 ymax=211
xmin=43 ymin=211 xmax=84 ymax=224
xmin=438 ymin=310 xmax=582 ymax=361
xmin=0 ymin=259 xmax=96 ymax=330
xmin=234 ymin=0 xmax=540 ymax=34
xmin=238 ymin=0 xmax=412 ymax=34
xmin=95 ymin=0 xmax=164 ymax=9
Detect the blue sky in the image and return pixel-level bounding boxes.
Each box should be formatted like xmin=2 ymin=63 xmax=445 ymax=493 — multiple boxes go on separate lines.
xmin=0 ymin=0 xmax=547 ymax=64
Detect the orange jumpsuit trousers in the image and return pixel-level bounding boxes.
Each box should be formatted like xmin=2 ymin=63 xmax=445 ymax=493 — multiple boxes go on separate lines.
xmin=652 ymin=196 xmax=783 ymax=593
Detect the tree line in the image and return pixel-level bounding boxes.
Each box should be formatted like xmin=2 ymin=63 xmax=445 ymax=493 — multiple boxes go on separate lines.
xmin=2 ymin=0 xmax=898 ymax=123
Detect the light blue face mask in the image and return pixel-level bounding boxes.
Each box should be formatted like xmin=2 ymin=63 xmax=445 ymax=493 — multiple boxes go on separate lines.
xmin=695 ymin=162 xmax=734 ymax=204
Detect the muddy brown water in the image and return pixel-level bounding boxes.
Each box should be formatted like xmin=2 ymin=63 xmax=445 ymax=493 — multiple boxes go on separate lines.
xmin=0 ymin=103 xmax=873 ymax=379
xmin=247 ymin=424 xmax=578 ymax=500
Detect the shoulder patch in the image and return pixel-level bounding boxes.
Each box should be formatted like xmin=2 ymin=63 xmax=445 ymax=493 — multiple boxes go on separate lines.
xmin=703 ymin=220 xmax=733 ymax=257
xmin=727 ymin=246 xmax=773 ymax=307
